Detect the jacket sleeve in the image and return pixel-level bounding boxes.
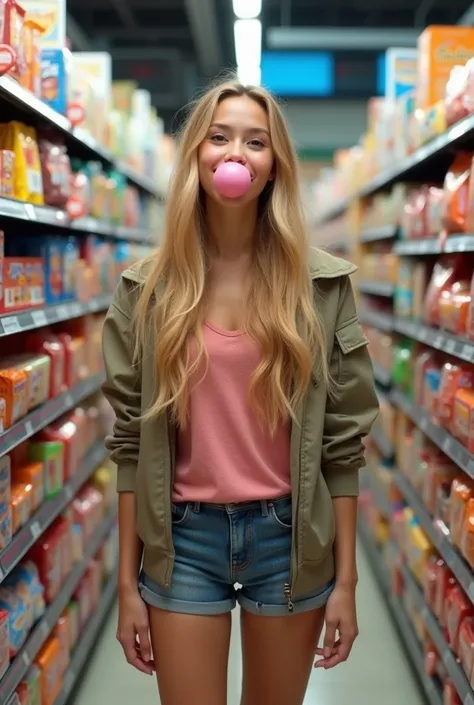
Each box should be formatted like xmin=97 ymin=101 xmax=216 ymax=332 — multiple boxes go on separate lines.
xmin=321 ymin=276 xmax=379 ymax=498
xmin=101 ymin=278 xmax=141 ymax=493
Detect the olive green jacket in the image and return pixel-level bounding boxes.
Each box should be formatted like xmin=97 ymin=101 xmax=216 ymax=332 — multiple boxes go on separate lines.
xmin=101 ymin=248 xmax=379 ymax=600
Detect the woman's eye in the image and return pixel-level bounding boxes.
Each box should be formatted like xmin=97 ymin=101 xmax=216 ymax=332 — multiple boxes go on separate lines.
xmin=249 ymin=139 xmax=265 ymax=148
xmin=210 ymin=134 xmax=227 ymax=143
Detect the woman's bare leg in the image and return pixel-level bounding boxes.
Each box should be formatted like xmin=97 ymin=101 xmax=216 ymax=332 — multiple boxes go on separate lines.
xmin=240 ymin=606 xmax=326 ymax=705
xmin=148 ymin=606 xmax=232 ymax=705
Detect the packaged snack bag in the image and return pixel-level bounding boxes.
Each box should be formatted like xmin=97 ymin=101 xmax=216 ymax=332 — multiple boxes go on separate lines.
xmin=0 ymin=121 xmax=43 ymax=203
xmin=442 ymin=153 xmax=472 ymax=233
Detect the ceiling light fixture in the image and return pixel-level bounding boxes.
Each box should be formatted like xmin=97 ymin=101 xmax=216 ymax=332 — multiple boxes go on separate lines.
xmin=234 ymin=18 xmax=262 ymax=68
xmin=232 ymin=0 xmax=262 ymax=19
xmin=237 ymin=64 xmax=261 ymax=86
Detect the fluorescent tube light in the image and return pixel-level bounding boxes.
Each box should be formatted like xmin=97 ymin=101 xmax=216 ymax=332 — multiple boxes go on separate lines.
xmin=232 ymin=0 xmax=262 ymax=19
xmin=234 ymin=18 xmax=262 ymax=68
xmin=237 ymin=64 xmax=261 ymax=86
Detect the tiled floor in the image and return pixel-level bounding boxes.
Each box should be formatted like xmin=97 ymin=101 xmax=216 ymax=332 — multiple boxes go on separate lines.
xmin=75 ymin=545 xmax=424 ymax=704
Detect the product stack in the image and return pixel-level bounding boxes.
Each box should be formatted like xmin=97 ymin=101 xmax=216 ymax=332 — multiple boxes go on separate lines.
xmin=0 ymin=3 xmax=169 ymax=704
xmin=310 ymin=22 xmax=474 ymax=705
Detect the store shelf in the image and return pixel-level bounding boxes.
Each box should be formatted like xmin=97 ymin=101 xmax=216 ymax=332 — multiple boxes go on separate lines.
xmin=393 ymin=317 xmax=474 ymax=363
xmin=394 ymin=470 xmax=474 ymax=603
xmin=0 ymin=295 xmax=113 ymax=338
xmin=360 ymin=225 xmax=398 ymax=243
xmin=0 ymin=442 xmax=107 ymax=582
xmin=0 ymin=75 xmax=164 ymax=200
xmin=317 ymin=112 xmax=474 ymax=225
xmin=373 ymin=362 xmax=392 ymax=387
xmin=0 ymin=372 xmax=105 ymax=458
xmin=390 ymin=388 xmax=474 ymax=480
xmin=370 ymin=424 xmax=395 ymax=459
xmin=402 ymin=564 xmax=474 ymax=705
xmin=0 ymin=506 xmax=117 ymax=702
xmin=395 ymin=235 xmax=474 ymax=256
xmin=55 ymin=568 xmax=118 ymax=705
xmin=359 ymin=309 xmax=394 ymax=333
xmin=0 ymin=196 xmax=154 ymax=243
xmin=358 ymin=518 xmax=443 ymax=705
xmin=358 ymin=281 xmax=395 ymax=298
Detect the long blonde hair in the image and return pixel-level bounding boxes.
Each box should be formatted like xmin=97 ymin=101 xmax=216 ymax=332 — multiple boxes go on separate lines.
xmin=133 ymin=79 xmax=330 ymax=433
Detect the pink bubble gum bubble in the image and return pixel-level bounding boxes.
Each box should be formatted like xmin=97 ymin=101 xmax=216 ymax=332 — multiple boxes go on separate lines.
xmin=213 ymin=162 xmax=252 ymax=198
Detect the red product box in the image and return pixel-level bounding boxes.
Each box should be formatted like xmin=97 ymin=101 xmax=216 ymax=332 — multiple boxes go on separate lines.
xmin=1 ymin=257 xmax=45 ymax=313
xmin=28 ymin=524 xmax=63 ymax=603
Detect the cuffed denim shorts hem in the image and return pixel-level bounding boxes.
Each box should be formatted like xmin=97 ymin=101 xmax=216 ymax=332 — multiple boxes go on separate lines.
xmin=140 ymin=578 xmax=237 ymax=616
xmin=140 ymin=573 xmax=334 ymax=617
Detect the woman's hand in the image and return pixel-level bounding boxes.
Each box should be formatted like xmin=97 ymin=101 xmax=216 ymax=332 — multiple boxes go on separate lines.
xmin=117 ymin=586 xmax=155 ymax=676
xmin=314 ymin=584 xmax=358 ymax=669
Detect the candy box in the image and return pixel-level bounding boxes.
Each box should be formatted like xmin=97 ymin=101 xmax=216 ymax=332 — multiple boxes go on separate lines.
xmin=29 ymin=439 xmax=64 ymax=499
xmin=2 ymin=258 xmax=45 ymax=312
xmin=0 ymin=367 xmax=28 ymax=428
xmin=42 ymin=415 xmax=82 ymax=482
xmin=25 ymin=330 xmax=65 ymax=398
xmin=21 ymin=237 xmax=62 ymax=304
xmin=41 ymin=49 xmax=67 ymax=114
xmin=11 ymin=461 xmax=44 ymax=511
xmin=57 ymin=333 xmax=86 ymax=388
xmin=1 ymin=354 xmax=50 ymax=411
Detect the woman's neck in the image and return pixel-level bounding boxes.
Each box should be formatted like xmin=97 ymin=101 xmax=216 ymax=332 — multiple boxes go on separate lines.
xmin=204 ymin=197 xmax=258 ymax=259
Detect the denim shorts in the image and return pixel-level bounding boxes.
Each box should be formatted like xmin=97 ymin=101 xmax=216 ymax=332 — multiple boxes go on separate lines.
xmin=139 ymin=494 xmax=335 ymax=617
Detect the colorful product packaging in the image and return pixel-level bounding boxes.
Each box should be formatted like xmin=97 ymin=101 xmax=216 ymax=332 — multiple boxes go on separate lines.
xmin=417 ymin=26 xmax=474 ymax=110
xmin=0 ymin=367 xmax=28 ymax=429
xmin=41 ymin=49 xmax=67 ymax=114
xmin=35 ymin=636 xmax=63 ymax=705
xmin=29 ymin=439 xmax=64 ymax=499
xmin=2 ymin=257 xmax=45 ymax=312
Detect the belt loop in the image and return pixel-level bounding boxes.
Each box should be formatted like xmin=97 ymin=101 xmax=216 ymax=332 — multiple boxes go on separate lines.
xmin=261 ymin=499 xmax=269 ymax=517
xmin=193 ymin=501 xmax=201 ymax=513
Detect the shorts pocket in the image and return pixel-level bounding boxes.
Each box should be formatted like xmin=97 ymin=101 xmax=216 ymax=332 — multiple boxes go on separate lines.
xmin=269 ymin=500 xmax=292 ymax=529
xmin=171 ymin=502 xmax=190 ymax=526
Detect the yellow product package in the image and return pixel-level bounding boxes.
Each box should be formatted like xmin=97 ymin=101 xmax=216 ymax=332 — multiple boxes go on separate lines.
xmin=0 ymin=122 xmax=44 ymax=204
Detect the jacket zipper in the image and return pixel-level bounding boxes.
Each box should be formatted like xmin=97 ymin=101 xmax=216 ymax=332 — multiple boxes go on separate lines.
xmin=285 ymin=398 xmax=306 ymax=611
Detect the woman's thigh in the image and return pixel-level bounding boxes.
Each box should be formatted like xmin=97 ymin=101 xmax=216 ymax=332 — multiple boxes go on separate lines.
xmin=148 ymin=605 xmax=232 ymax=705
xmin=240 ymin=605 xmax=326 ymax=705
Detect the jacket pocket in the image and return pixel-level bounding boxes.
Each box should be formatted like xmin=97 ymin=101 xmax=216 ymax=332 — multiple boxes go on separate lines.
xmin=333 ymin=317 xmax=369 ymax=384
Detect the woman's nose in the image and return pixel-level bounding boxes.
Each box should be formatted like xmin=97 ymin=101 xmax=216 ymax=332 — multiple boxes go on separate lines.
xmin=224 ymin=145 xmax=247 ymax=164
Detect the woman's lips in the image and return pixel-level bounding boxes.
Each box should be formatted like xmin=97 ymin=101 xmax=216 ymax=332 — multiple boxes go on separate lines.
xmin=212 ymin=166 xmax=255 ymax=181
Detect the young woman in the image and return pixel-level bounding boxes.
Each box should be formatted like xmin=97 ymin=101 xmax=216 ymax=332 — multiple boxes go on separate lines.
xmin=102 ymin=79 xmax=379 ymax=705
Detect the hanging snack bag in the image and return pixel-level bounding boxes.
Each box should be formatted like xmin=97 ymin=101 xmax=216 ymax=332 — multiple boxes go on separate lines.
xmin=442 ymin=153 xmax=472 ymax=233
xmin=0 ymin=121 xmax=43 ymax=203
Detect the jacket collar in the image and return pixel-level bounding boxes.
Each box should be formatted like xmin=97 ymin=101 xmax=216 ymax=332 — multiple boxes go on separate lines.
xmin=121 ymin=246 xmax=356 ymax=285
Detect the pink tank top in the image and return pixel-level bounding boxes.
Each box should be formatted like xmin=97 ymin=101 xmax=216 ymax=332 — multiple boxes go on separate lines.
xmin=172 ymin=321 xmax=291 ymax=504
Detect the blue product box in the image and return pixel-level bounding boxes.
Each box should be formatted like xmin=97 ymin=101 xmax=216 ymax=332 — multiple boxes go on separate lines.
xmin=41 ymin=49 xmax=67 ymax=115
xmin=61 ymin=237 xmax=80 ymax=301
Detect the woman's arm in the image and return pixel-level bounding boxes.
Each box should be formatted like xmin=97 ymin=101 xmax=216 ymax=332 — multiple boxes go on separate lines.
xmin=102 ymin=282 xmax=154 ymax=675
xmin=332 ymin=496 xmax=358 ymax=589
xmin=316 ymin=275 xmax=379 ymax=670
xmin=118 ymin=493 xmax=144 ymax=592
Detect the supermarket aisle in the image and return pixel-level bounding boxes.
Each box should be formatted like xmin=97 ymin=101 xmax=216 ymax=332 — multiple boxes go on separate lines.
xmin=75 ymin=544 xmax=423 ymax=705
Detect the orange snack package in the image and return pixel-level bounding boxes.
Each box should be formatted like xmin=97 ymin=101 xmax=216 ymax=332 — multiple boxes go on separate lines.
xmin=450 ymin=477 xmax=474 ymax=548
xmin=442 ymin=153 xmax=472 ymax=233
xmin=0 ymin=367 xmax=28 ymax=428
xmin=21 ymin=19 xmax=44 ymax=95
xmin=35 ymin=637 xmax=63 ymax=705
